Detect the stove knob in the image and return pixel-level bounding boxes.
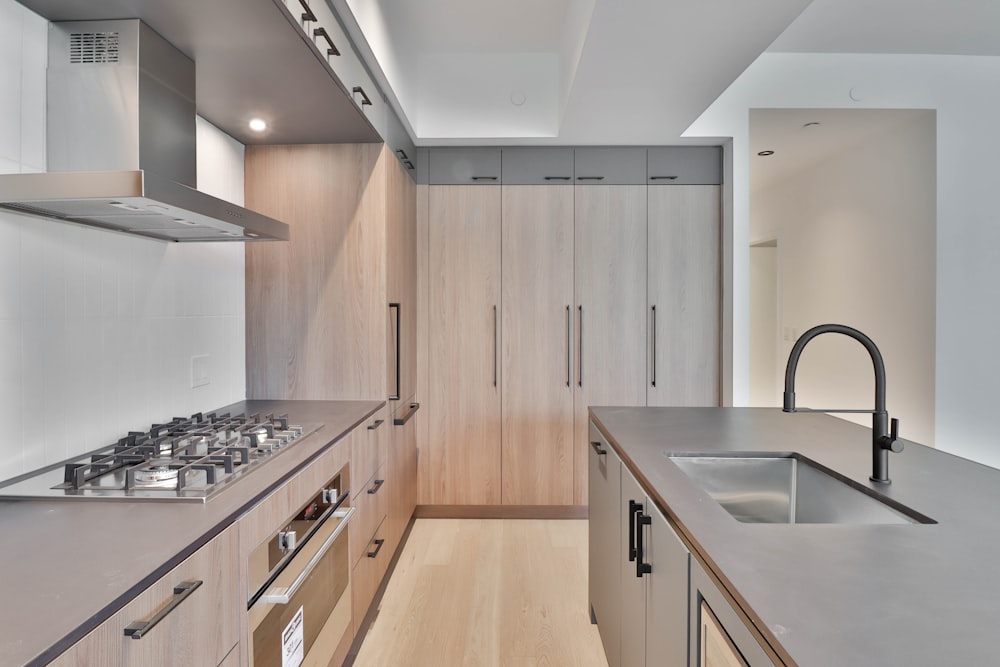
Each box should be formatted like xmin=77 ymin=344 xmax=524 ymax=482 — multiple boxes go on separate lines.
xmin=279 ymin=529 xmax=297 ymax=551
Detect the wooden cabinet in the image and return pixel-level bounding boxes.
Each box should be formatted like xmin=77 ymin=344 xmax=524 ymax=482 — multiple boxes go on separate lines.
xmin=387 ymin=150 xmax=418 ymax=405
xmin=500 ymin=185 xmax=575 ymax=505
xmin=50 ymin=525 xmax=239 ymax=667
xmin=689 ymin=558 xmax=775 ymax=667
xmin=647 ymin=185 xmax=721 ymax=407
xmin=426 ymin=185 xmax=502 ymax=504
xmin=574 ymin=184 xmax=648 ymax=504
xmin=386 ymin=401 xmax=418 ymax=552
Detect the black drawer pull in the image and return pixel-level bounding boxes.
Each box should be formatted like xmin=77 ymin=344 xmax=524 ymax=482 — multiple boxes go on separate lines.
xmin=544 ymin=176 xmax=571 ymax=181
xmin=124 ymin=580 xmax=202 ymax=639
xmin=297 ymin=0 xmax=316 ymax=23
xmin=352 ymin=86 xmax=373 ymax=106
xmin=576 ymin=176 xmax=605 ymax=181
xmin=367 ymin=478 xmax=385 ymax=495
xmin=368 ymin=418 xmax=385 ymax=431
xmin=472 ymin=176 xmax=498 ymax=181
xmin=636 ymin=513 xmax=652 ymax=577
xmin=650 ymin=175 xmax=678 ymax=181
xmin=367 ymin=538 xmax=385 ymax=558
xmin=590 ymin=440 xmax=606 ymax=456
xmin=393 ymin=402 xmax=420 ymax=426
xmin=395 ymin=149 xmax=409 ymax=160
xmin=404 ymin=160 xmax=415 ymax=170
xmin=313 ymin=27 xmax=340 ymax=56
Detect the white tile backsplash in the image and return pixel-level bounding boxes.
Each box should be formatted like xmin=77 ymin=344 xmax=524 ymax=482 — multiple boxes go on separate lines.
xmin=0 ymin=6 xmax=249 ymax=481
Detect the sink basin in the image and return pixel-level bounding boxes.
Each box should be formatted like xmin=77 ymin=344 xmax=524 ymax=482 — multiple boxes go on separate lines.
xmin=666 ymin=454 xmax=933 ymax=525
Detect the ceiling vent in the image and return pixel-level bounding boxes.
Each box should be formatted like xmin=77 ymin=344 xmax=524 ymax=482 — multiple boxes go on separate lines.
xmin=69 ymin=31 xmax=120 ymax=64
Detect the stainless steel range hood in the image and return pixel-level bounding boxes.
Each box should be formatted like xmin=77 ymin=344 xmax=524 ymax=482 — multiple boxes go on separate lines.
xmin=0 ymin=19 xmax=288 ymax=242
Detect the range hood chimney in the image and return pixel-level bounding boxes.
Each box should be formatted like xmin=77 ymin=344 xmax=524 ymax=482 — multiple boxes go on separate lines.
xmin=0 ymin=19 xmax=288 ymax=242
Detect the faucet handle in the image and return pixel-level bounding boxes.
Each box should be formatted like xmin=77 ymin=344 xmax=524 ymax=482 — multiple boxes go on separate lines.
xmin=886 ymin=417 xmax=904 ymax=453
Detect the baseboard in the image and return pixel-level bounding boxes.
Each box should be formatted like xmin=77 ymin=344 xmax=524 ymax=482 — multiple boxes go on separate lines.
xmin=414 ymin=504 xmax=588 ymax=519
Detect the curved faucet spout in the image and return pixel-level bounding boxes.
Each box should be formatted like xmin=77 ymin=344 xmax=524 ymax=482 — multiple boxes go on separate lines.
xmin=783 ymin=324 xmax=886 ymax=415
xmin=782 ymin=323 xmax=901 ymax=484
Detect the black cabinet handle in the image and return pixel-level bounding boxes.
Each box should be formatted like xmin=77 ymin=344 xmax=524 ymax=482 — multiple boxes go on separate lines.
xmin=367 ymin=418 xmax=385 ymax=431
xmin=636 ymin=512 xmax=652 ymax=577
xmin=367 ymin=538 xmax=385 ymax=558
xmin=404 ymin=160 xmax=415 ymax=170
xmin=577 ymin=305 xmax=583 ymax=387
xmin=472 ymin=176 xmax=499 ymax=181
xmin=628 ymin=500 xmax=641 ymax=562
xmin=544 ymin=176 xmax=571 ymax=181
xmin=367 ymin=479 xmax=385 ymax=495
xmin=124 ymin=580 xmax=202 ymax=639
xmin=313 ymin=27 xmax=340 ymax=56
xmin=395 ymin=149 xmax=409 ymax=160
xmin=651 ymin=305 xmax=657 ymax=388
xmin=493 ymin=305 xmax=498 ymax=388
xmin=566 ymin=305 xmax=571 ymax=387
xmin=577 ymin=176 xmax=605 ymax=181
xmin=352 ymin=86 xmax=373 ymax=106
xmin=393 ymin=402 xmax=420 ymax=426
xmin=389 ymin=303 xmax=401 ymax=400
xmin=650 ymin=175 xmax=678 ymax=181
xmin=297 ymin=0 xmax=317 ymax=23
xmin=590 ymin=440 xmax=606 ymax=456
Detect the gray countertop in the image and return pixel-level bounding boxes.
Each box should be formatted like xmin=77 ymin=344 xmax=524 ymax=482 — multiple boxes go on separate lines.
xmin=0 ymin=399 xmax=382 ymax=667
xmin=590 ymin=406 xmax=1000 ymax=667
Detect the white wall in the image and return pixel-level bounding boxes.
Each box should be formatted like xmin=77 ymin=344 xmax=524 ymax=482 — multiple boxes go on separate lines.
xmin=748 ymin=245 xmax=778 ymax=406
xmin=752 ymin=113 xmax=936 ymax=445
xmin=688 ymin=52 xmax=1000 ymax=466
xmin=0 ymin=0 xmax=247 ymax=482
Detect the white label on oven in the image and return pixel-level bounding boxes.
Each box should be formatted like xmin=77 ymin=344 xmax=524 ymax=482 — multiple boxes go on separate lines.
xmin=282 ymin=605 xmax=305 ymax=667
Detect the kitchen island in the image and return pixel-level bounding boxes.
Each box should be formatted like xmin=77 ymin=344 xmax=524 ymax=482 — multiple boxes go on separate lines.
xmin=590 ymin=406 xmax=1000 ymax=667
xmin=0 ymin=399 xmax=382 ymax=667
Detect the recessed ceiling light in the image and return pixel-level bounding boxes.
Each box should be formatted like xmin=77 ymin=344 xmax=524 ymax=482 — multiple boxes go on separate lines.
xmin=249 ymin=118 xmax=267 ymax=132
xmin=510 ymin=91 xmax=527 ymax=106
xmin=757 ymin=150 xmax=775 ymax=157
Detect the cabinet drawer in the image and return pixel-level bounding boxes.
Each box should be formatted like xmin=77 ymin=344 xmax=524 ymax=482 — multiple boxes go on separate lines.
xmin=501 ymin=148 xmax=575 ymax=184
xmin=349 ymin=463 xmax=389 ymax=567
xmin=351 ymin=517 xmax=391 ymax=630
xmin=428 ymin=148 xmax=502 ymax=184
xmin=352 ymin=407 xmax=388 ymax=499
xmin=574 ymin=147 xmax=647 ymax=184
xmin=647 ymin=146 xmax=722 ymax=185
xmin=51 ymin=525 xmax=239 ymax=667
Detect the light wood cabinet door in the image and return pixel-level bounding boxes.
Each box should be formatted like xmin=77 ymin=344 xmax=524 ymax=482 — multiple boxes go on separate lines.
xmin=701 ymin=602 xmax=748 ymax=667
xmin=387 ymin=154 xmax=418 ymax=404
xmin=647 ymin=185 xmax=721 ymax=407
xmin=245 ymin=143 xmax=387 ymax=401
xmin=574 ymin=185 xmax=648 ymax=504
xmin=387 ymin=401 xmax=418 ymax=552
xmin=426 ymin=185 xmax=502 ymax=504
xmin=500 ymin=185 xmax=575 ymax=505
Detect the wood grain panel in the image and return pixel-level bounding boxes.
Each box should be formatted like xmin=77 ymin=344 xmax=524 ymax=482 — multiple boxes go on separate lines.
xmin=415 ymin=184 xmax=431 ymax=505
xmin=413 ymin=504 xmax=587 ymax=519
xmin=500 ymin=185 xmax=575 ymax=505
xmin=245 ymin=144 xmax=387 ymax=401
xmin=647 ymin=185 xmax=721 ymax=407
xmin=387 ymin=401 xmax=418 ymax=556
xmin=386 ymin=156 xmax=418 ymax=404
xmin=702 ymin=601 xmax=749 ymax=667
xmin=426 ymin=186 xmax=502 ymax=504
xmin=573 ymin=185 xmax=648 ymax=505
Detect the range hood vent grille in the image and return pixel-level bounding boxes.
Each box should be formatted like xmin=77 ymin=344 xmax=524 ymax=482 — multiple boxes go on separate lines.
xmin=70 ymin=31 xmax=120 ymax=64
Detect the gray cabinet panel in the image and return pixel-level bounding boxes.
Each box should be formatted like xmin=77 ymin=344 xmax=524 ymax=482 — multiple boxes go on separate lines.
xmin=386 ymin=109 xmax=417 ymax=181
xmin=648 ymin=147 xmax=722 ymax=185
xmin=589 ymin=426 xmax=622 ymax=667
xmin=689 ymin=558 xmax=775 ymax=667
xmin=428 ymin=148 xmax=502 ymax=184
xmin=646 ymin=503 xmax=689 ymax=667
xmin=574 ymin=148 xmax=647 ymax=185
xmin=501 ymin=148 xmax=575 ymax=185
xmin=621 ymin=469 xmax=647 ymax=667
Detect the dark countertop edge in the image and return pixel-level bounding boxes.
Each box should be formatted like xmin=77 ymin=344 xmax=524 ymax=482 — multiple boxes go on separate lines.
xmin=589 ymin=408 xmax=795 ymax=667
xmin=25 ymin=399 xmax=383 ymax=667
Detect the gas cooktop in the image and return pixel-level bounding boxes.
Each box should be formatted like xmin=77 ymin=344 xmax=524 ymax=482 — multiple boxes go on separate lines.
xmin=0 ymin=411 xmax=322 ymax=503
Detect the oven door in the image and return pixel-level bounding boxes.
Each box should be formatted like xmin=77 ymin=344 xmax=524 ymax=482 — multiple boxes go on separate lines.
xmin=249 ymin=506 xmax=354 ymax=667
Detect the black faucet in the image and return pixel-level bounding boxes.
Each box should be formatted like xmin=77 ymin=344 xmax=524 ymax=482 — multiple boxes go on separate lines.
xmin=783 ymin=324 xmax=903 ymax=484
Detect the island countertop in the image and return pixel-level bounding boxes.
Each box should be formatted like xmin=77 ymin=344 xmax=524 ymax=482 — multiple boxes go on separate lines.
xmin=590 ymin=406 xmax=1000 ymax=667
xmin=0 ymin=399 xmax=383 ymax=667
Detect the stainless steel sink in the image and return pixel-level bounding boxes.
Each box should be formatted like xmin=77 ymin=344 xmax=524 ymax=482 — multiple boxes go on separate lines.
xmin=666 ymin=454 xmax=934 ymax=524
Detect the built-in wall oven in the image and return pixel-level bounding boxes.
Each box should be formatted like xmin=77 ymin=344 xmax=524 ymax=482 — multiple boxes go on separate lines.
xmin=248 ymin=465 xmax=354 ymax=667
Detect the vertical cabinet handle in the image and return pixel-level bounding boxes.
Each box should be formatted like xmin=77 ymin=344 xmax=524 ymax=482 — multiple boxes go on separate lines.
xmin=651 ymin=305 xmax=657 ymax=388
xmin=388 ymin=303 xmax=401 ymax=400
xmin=352 ymin=86 xmax=373 ymax=106
xmin=628 ymin=500 xmax=641 ymax=562
xmin=577 ymin=305 xmax=583 ymax=388
xmin=493 ymin=305 xmax=498 ymax=388
xmin=297 ymin=0 xmax=317 ymax=23
xmin=566 ymin=305 xmax=572 ymax=387
xmin=636 ymin=511 xmax=652 ymax=578
xmin=124 ymin=580 xmax=203 ymax=639
xmin=313 ymin=27 xmax=341 ymax=57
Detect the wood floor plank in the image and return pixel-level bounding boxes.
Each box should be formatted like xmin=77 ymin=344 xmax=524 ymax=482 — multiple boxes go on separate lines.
xmin=353 ymin=519 xmax=608 ymax=667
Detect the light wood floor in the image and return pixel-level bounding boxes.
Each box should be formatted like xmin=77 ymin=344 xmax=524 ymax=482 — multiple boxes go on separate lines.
xmin=353 ymin=519 xmax=609 ymax=667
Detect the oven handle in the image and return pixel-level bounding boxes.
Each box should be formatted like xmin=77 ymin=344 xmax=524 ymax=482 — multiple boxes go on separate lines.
xmin=258 ymin=506 xmax=355 ymax=604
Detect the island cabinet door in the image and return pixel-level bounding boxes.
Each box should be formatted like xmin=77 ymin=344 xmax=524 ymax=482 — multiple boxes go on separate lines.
xmin=588 ymin=425 xmax=622 ymax=667
xmin=644 ymin=502 xmax=689 ymax=667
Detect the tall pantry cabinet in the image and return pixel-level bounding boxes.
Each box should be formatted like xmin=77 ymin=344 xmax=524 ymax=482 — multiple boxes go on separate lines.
xmin=418 ymin=146 xmax=721 ymax=511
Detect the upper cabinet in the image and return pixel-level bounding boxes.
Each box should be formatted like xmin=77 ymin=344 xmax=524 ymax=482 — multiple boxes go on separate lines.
xmin=428 ymin=148 xmax=502 ymax=185
xmin=648 ymin=147 xmax=723 ymax=185
xmin=501 ymin=148 xmax=575 ymax=185
xmin=574 ymin=147 xmax=648 ymax=185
